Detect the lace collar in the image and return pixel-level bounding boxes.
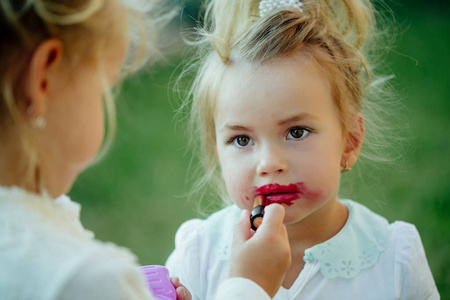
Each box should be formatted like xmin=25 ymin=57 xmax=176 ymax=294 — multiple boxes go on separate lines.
xmin=0 ymin=185 xmax=93 ymax=240
xmin=303 ymin=200 xmax=392 ymax=279
xmin=205 ymin=200 xmax=393 ymax=279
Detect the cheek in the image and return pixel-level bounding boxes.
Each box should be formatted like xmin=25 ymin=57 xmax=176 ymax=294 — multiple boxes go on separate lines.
xmin=218 ymin=150 xmax=254 ymax=209
xmin=300 ymin=143 xmax=342 ymax=196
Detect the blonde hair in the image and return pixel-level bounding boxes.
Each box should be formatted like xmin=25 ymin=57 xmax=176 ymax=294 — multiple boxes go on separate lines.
xmin=179 ymin=0 xmax=400 ymax=208
xmin=0 ymin=0 xmax=171 ymax=192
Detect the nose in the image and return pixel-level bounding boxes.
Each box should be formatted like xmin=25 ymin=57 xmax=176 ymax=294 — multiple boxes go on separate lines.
xmin=257 ymin=144 xmax=289 ymax=176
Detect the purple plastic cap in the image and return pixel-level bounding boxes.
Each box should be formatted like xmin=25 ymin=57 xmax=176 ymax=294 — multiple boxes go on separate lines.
xmin=140 ymin=265 xmax=177 ymax=300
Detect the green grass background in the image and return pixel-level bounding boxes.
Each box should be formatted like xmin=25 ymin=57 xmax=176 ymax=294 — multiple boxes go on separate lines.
xmin=70 ymin=2 xmax=450 ymax=298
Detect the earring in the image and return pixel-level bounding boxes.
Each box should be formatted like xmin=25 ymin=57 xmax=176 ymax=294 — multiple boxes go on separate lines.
xmin=34 ymin=116 xmax=47 ymax=129
xmin=27 ymin=104 xmax=46 ymax=129
xmin=341 ymin=161 xmax=352 ymax=173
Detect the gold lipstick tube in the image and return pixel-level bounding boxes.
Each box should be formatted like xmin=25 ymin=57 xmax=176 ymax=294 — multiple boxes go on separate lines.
xmin=250 ymin=195 xmax=265 ymax=231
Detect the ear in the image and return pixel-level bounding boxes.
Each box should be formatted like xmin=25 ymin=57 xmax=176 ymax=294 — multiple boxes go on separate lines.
xmin=26 ymin=38 xmax=63 ymax=117
xmin=340 ymin=113 xmax=365 ymax=169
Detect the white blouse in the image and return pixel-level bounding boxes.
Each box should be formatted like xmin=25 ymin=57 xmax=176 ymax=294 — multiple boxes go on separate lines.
xmin=0 ymin=186 xmax=269 ymax=300
xmin=166 ymin=200 xmax=440 ymax=300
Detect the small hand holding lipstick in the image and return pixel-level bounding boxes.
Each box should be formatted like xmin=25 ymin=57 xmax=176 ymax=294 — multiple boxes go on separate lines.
xmin=230 ymin=204 xmax=291 ymax=298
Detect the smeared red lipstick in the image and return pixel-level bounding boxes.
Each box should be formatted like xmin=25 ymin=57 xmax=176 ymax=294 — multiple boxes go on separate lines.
xmin=254 ymin=182 xmax=320 ymax=206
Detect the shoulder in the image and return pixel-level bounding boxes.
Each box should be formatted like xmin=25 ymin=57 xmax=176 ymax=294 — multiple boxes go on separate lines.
xmin=168 ymin=215 xmax=210 ymax=264
xmin=169 ymin=205 xmax=240 ymax=261
xmin=390 ymin=221 xmax=424 ymax=270
xmin=0 ymin=187 xmax=151 ymax=299
xmin=390 ymin=221 xmax=431 ymax=266
xmin=0 ymin=219 xmax=151 ymax=299
xmin=166 ymin=217 xmax=205 ymax=298
xmin=173 ymin=217 xmax=204 ymax=248
xmin=166 ymin=205 xmax=240 ymax=298
xmin=54 ymin=246 xmax=153 ymax=300
xmin=391 ymin=221 xmax=420 ymax=247
xmin=52 ymin=234 xmax=154 ymax=299
xmin=390 ymin=221 xmax=439 ymax=299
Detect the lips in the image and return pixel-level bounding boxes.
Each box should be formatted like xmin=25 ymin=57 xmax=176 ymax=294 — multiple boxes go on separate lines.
xmin=255 ymin=183 xmax=301 ymax=206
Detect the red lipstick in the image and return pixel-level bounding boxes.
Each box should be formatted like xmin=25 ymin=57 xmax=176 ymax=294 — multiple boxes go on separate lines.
xmin=254 ymin=182 xmax=320 ymax=206
xmin=255 ymin=183 xmax=299 ymax=206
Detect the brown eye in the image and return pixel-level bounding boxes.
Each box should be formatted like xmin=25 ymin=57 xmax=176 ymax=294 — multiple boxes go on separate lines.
xmin=235 ymin=136 xmax=250 ymax=147
xmin=287 ymin=127 xmax=310 ymax=140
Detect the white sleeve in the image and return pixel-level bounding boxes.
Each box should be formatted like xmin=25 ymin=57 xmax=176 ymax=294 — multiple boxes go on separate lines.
xmin=166 ymin=219 xmax=204 ymax=300
xmin=215 ymin=278 xmax=271 ymax=300
xmin=54 ymin=251 xmax=156 ymax=300
xmin=393 ymin=221 xmax=440 ymax=300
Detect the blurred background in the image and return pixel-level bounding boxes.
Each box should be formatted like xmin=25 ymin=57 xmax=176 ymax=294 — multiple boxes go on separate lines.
xmin=70 ymin=0 xmax=449 ymax=297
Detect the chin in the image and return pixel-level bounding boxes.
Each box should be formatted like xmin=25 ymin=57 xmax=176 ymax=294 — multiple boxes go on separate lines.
xmin=282 ymin=213 xmax=307 ymax=226
xmin=282 ymin=203 xmax=317 ymax=225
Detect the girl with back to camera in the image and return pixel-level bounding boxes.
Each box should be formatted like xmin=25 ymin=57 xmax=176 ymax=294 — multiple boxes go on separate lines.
xmin=0 ymin=0 xmax=291 ymax=299
xmin=166 ymin=0 xmax=440 ymax=299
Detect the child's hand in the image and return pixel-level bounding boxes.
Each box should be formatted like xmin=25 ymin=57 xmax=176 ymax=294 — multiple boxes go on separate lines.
xmin=170 ymin=277 xmax=192 ymax=300
xmin=229 ymin=204 xmax=291 ymax=298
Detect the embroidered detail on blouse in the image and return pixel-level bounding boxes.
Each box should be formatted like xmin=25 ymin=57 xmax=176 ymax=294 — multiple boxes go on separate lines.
xmin=303 ymin=252 xmax=315 ymax=264
xmin=204 ymin=200 xmax=393 ymax=280
xmin=304 ymin=200 xmax=393 ymax=279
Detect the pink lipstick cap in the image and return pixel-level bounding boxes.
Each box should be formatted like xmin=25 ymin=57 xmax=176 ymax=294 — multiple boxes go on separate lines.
xmin=140 ymin=265 xmax=177 ymax=300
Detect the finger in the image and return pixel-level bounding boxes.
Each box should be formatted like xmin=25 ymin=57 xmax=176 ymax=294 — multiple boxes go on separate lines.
xmin=176 ymin=286 xmax=192 ymax=300
xmin=232 ymin=209 xmax=252 ymax=245
xmin=170 ymin=276 xmax=181 ymax=288
xmin=176 ymin=287 xmax=185 ymax=300
xmin=257 ymin=204 xmax=285 ymax=231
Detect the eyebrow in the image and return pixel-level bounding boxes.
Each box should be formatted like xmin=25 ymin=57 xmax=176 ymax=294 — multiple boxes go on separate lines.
xmin=222 ymin=113 xmax=317 ymax=132
xmin=224 ymin=125 xmax=252 ymax=131
xmin=277 ymin=113 xmax=317 ymax=125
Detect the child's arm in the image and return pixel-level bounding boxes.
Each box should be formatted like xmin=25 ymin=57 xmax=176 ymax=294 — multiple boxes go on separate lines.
xmin=228 ymin=204 xmax=291 ymax=298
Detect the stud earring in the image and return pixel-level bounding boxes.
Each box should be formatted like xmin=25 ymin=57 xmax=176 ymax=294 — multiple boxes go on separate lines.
xmin=34 ymin=116 xmax=47 ymax=129
xmin=27 ymin=104 xmax=46 ymax=129
xmin=341 ymin=161 xmax=352 ymax=173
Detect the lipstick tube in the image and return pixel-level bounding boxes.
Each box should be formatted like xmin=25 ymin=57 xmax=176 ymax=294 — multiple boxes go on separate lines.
xmin=250 ymin=195 xmax=265 ymax=231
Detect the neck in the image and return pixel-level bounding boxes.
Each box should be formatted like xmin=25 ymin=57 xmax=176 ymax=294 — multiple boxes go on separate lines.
xmin=285 ymin=198 xmax=348 ymax=253
xmin=0 ymin=129 xmax=39 ymax=193
xmin=0 ymin=125 xmax=74 ymax=199
xmin=281 ymin=198 xmax=348 ymax=289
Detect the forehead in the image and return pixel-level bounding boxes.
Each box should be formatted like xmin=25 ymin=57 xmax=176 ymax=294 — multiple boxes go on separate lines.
xmin=215 ymin=54 xmax=334 ymax=121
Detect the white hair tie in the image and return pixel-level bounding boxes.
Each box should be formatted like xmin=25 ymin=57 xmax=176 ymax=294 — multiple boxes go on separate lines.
xmin=259 ymin=0 xmax=304 ymax=18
